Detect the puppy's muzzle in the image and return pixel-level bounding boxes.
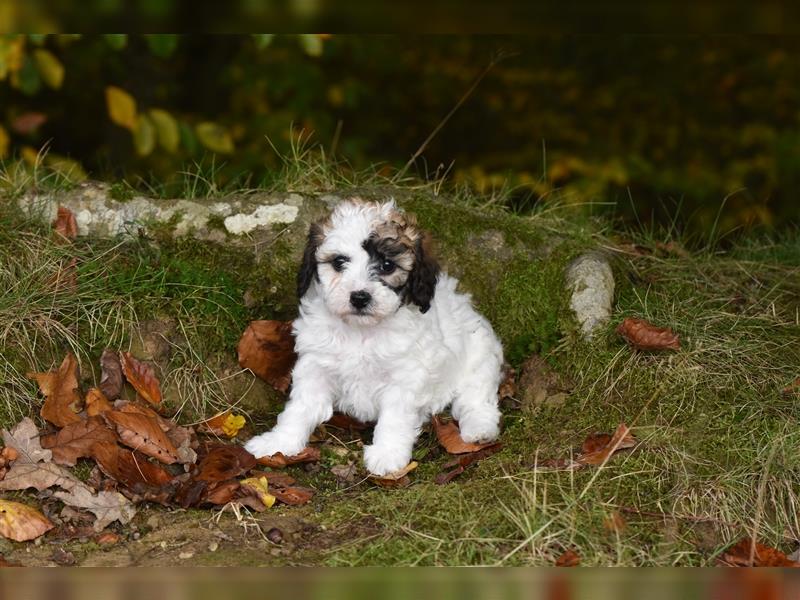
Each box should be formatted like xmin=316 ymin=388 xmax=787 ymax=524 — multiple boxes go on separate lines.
xmin=349 ymin=290 xmax=372 ymax=310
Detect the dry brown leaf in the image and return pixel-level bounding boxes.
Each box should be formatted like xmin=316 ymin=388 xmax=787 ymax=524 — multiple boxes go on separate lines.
xmin=237 ymin=320 xmax=297 ymax=393
xmin=603 ymin=511 xmax=627 ymax=534
xmin=432 ymin=416 xmax=496 ymax=454
xmin=369 ymin=461 xmax=417 ymax=489
xmin=99 ymin=349 xmax=124 ymax=400
xmin=577 ymin=424 xmax=636 ymax=466
xmin=40 ymin=416 xmax=118 ymax=467
xmin=256 ymin=446 xmax=320 ymax=469
xmin=196 ymin=445 xmax=256 ymax=482
xmin=498 ymin=364 xmax=517 ymax=399
xmin=0 ymin=461 xmax=85 ymax=492
xmin=782 ymin=377 xmax=800 ymax=396
xmin=53 ymin=206 xmax=78 ymax=241
xmin=555 ymin=548 xmax=581 ymax=567
xmin=203 ymin=480 xmax=241 ymax=506
xmin=434 ymin=443 xmax=503 ymax=484
xmin=330 ymin=463 xmax=358 ymax=483
xmin=119 ymin=351 xmax=162 ymax=407
xmin=325 ymin=413 xmax=371 ymax=431
xmin=104 ymin=410 xmax=178 ymax=464
xmin=27 ymin=352 xmax=83 ymax=427
xmin=85 ymin=387 xmax=114 ymax=417
xmin=90 ymin=441 xmax=174 ymax=490
xmin=718 ymin=538 xmax=800 ymax=567
xmin=0 ymin=500 xmax=54 ymax=542
xmin=48 ymin=257 xmax=78 ymax=293
xmin=90 ymin=441 xmax=174 ymax=489
xmin=616 ymin=317 xmax=680 ymax=351
xmin=2 ymin=417 xmax=52 ymax=464
xmin=53 ymin=487 xmax=135 ymax=532
xmin=270 ymin=485 xmax=315 ymax=506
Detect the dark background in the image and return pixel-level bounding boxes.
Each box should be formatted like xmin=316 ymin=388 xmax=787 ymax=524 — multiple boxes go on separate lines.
xmin=2 ymin=33 xmax=800 ymax=239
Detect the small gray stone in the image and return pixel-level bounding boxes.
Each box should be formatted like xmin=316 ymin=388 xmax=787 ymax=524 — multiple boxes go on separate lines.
xmin=566 ymin=252 xmax=615 ymax=338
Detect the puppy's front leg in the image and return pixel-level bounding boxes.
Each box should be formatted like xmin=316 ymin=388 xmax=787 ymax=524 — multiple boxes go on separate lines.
xmin=363 ymin=389 xmax=423 ymax=476
xmin=245 ymin=356 xmax=333 ymax=458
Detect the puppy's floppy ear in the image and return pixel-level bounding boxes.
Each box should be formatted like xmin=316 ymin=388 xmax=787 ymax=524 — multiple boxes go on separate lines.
xmin=297 ymin=223 xmax=323 ymax=300
xmin=407 ymin=233 xmax=439 ymax=313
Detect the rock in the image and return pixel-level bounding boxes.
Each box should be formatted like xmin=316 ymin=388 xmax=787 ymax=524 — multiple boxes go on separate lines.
xmin=18 ymin=181 xmax=302 ymax=244
xmin=566 ymin=251 xmax=615 ymax=338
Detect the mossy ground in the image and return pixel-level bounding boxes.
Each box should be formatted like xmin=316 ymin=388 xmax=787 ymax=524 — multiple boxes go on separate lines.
xmin=0 ymin=172 xmax=798 ymax=566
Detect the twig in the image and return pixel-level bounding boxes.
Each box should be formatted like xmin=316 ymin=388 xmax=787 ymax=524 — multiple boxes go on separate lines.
xmin=394 ymin=49 xmax=517 ymax=182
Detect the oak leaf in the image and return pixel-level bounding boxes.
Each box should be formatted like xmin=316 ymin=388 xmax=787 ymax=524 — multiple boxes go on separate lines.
xmin=237 ymin=320 xmax=297 ymax=393
xmin=616 ymin=317 xmax=680 ymax=351
xmin=1 ymin=417 xmax=52 ymax=464
xmin=27 ymin=352 xmax=83 ymax=427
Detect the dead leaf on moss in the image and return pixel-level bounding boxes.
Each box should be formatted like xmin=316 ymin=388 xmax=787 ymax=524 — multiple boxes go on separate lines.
xmin=99 ymin=349 xmax=123 ymax=400
xmin=104 ymin=410 xmax=178 ymax=464
xmin=119 ymin=351 xmax=162 ymax=407
xmin=577 ymin=424 xmax=636 ymax=466
xmin=48 ymin=257 xmax=78 ymax=293
xmin=256 ymin=446 xmax=320 ymax=469
xmin=2 ymin=417 xmax=52 ymax=464
xmin=368 ymin=461 xmax=417 ymax=489
xmin=0 ymin=500 xmax=54 ymax=542
xmin=603 ymin=511 xmax=627 ymax=533
xmin=237 ymin=320 xmax=297 ymax=393
xmin=53 ymin=486 xmax=135 ymax=532
xmin=53 ymin=206 xmax=77 ymax=241
xmin=718 ymin=538 xmax=800 ymax=567
xmin=782 ymin=377 xmax=800 ymax=396
xmin=555 ymin=548 xmax=581 ymax=567
xmin=40 ymin=416 xmax=118 ymax=467
xmin=434 ymin=443 xmax=503 ymax=484
xmin=616 ymin=317 xmax=680 ymax=351
xmin=27 ymin=352 xmax=83 ymax=427
xmin=432 ymin=416 xmax=496 ymax=454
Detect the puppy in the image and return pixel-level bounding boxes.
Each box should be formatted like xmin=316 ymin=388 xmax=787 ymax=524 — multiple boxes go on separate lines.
xmin=245 ymin=199 xmax=503 ymax=475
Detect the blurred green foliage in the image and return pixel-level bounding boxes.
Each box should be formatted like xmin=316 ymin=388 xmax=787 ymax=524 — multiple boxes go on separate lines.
xmin=1 ymin=34 xmax=799 ymax=237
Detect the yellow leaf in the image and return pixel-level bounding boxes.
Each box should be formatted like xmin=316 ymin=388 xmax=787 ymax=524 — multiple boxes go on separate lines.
xmin=21 ymin=145 xmax=39 ymax=165
xmin=0 ymin=36 xmax=25 ymax=80
xmin=240 ymin=476 xmax=276 ymax=509
xmin=195 ymin=122 xmax=234 ymax=154
xmin=33 ymin=49 xmax=64 ymax=89
xmin=105 ymin=86 xmax=138 ymax=131
xmin=221 ymin=413 xmax=246 ymax=437
xmin=0 ymin=125 xmax=9 ymax=159
xmin=0 ymin=500 xmax=54 ymax=541
xmin=148 ymin=108 xmax=180 ymax=153
xmin=133 ymin=114 xmax=155 ymax=156
xmin=46 ymin=154 xmax=88 ymax=182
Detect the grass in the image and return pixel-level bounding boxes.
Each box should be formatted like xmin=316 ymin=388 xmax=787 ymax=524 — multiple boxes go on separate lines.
xmin=0 ymin=153 xmax=798 ymax=566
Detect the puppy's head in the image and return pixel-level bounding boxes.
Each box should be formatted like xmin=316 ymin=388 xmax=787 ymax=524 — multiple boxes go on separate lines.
xmin=297 ymin=199 xmax=439 ymax=325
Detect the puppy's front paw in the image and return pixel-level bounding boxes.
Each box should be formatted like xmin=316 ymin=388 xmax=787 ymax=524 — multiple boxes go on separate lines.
xmin=244 ymin=431 xmax=305 ymax=458
xmin=363 ymin=444 xmax=411 ymax=476
xmin=458 ymin=419 xmax=500 ymax=444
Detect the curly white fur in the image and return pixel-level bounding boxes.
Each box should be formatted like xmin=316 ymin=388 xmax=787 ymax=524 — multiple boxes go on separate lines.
xmin=245 ymin=200 xmax=503 ymax=475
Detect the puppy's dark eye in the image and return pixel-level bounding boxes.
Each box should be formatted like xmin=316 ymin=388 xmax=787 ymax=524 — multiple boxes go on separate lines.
xmin=380 ymin=259 xmax=396 ymax=274
xmin=331 ymin=255 xmax=348 ymax=272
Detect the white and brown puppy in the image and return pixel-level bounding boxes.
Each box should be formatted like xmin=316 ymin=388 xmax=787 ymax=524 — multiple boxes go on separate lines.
xmin=245 ymin=199 xmax=503 ymax=475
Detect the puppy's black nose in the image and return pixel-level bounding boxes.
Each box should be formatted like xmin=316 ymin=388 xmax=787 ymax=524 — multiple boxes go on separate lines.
xmin=350 ymin=290 xmax=372 ymax=310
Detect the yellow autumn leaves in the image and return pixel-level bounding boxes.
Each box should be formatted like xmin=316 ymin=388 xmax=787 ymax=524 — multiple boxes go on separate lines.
xmin=105 ymin=86 xmax=233 ymax=157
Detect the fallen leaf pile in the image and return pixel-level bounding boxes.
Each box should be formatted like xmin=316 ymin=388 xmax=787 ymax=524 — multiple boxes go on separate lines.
xmin=0 ymin=349 xmax=317 ymax=544
xmin=718 ymin=538 xmax=800 ymax=567
xmin=617 ymin=317 xmax=681 ymax=351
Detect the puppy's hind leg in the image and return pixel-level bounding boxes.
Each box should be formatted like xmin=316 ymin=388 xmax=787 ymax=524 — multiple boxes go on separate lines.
xmin=450 ymin=325 xmax=503 ymax=443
